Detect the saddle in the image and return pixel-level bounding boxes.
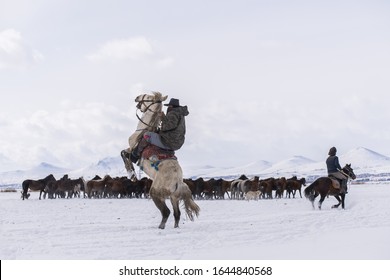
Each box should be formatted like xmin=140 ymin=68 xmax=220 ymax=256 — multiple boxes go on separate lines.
xmin=141 ymin=145 xmax=177 ymax=162
xmin=328 ymin=175 xmax=341 ymax=190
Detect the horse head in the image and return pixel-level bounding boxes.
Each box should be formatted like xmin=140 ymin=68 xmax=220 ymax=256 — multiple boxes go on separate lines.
xmin=343 ymin=164 xmax=356 ymax=180
xmin=21 ymin=191 xmax=30 ymax=199
xmin=103 ymin=175 xmax=112 ymax=182
xmin=43 ymin=174 xmax=56 ymax=182
xmin=135 ymin=92 xmax=168 ymax=113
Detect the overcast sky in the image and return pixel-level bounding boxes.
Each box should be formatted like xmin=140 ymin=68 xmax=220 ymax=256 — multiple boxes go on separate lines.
xmin=1 ymin=0 xmax=390 ymax=171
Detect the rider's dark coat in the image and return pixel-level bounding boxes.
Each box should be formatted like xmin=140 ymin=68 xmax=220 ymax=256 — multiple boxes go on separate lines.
xmin=159 ymin=106 xmax=189 ymax=150
xmin=326 ymin=155 xmax=342 ymax=173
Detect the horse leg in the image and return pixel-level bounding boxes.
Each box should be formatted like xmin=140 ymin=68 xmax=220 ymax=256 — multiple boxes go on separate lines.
xmin=299 ymin=189 xmax=302 ymax=198
xmin=332 ymin=194 xmax=344 ymax=209
xmin=120 ymin=150 xmax=137 ymax=180
xmin=151 ymin=196 xmax=170 ymax=229
xmin=341 ymin=193 xmax=345 ymax=209
xmin=331 ymin=196 xmax=340 ymax=208
xmin=170 ymin=196 xmax=181 ymax=228
xmin=318 ymin=194 xmax=326 ymax=210
xmin=309 ymin=192 xmax=319 ymax=209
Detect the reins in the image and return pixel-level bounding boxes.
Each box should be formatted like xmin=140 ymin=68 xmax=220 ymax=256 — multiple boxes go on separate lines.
xmin=340 ymin=167 xmax=352 ymax=179
xmin=135 ymin=97 xmax=162 ymax=129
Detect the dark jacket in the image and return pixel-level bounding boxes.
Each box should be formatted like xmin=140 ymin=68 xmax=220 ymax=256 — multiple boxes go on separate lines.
xmin=326 ymin=155 xmax=342 ymax=174
xmin=159 ymin=106 xmax=189 ymax=150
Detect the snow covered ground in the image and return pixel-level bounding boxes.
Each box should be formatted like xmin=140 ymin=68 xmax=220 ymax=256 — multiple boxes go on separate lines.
xmin=1 ymin=183 xmax=389 ymax=260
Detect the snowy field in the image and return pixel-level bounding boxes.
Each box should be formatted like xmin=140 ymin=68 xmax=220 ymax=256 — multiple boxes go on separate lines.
xmin=1 ymin=183 xmax=390 ymax=260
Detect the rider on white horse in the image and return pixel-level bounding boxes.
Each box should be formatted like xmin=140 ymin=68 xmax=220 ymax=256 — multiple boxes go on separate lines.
xmin=130 ymin=98 xmax=189 ymax=163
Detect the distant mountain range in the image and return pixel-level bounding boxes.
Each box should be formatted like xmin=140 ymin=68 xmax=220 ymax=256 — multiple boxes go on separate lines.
xmin=183 ymin=147 xmax=390 ymax=182
xmin=1 ymin=147 xmax=389 ymax=187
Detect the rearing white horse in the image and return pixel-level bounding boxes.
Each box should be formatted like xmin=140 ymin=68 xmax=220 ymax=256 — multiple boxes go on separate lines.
xmin=121 ymin=92 xmax=200 ymax=229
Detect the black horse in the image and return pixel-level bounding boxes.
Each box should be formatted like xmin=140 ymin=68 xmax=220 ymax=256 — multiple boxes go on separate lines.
xmin=21 ymin=174 xmax=56 ymax=200
xmin=304 ymin=164 xmax=356 ymax=210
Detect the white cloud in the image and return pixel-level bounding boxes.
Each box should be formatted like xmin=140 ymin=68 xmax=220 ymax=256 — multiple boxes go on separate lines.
xmin=0 ymin=28 xmax=44 ymax=69
xmin=86 ymin=36 xmax=174 ymax=68
xmin=86 ymin=37 xmax=153 ymax=62
xmin=0 ymin=29 xmax=23 ymax=54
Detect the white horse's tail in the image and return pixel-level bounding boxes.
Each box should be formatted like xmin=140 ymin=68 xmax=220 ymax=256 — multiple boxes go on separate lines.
xmin=181 ymin=183 xmax=200 ymax=221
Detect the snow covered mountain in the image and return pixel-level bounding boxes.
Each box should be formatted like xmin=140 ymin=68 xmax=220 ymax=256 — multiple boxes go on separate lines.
xmin=340 ymin=147 xmax=390 ymax=169
xmin=69 ymin=157 xmax=127 ymax=179
xmin=183 ymin=147 xmax=390 ymax=182
xmin=187 ymin=160 xmax=273 ymax=179
xmin=1 ymin=147 xmax=389 ymax=187
xmin=0 ymin=162 xmax=71 ymax=187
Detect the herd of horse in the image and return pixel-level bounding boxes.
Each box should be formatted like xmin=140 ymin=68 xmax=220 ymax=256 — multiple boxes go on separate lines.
xmin=184 ymin=175 xmax=306 ymax=200
xmin=21 ymin=174 xmax=152 ymax=200
xmin=21 ymin=173 xmax=307 ymax=201
xmin=21 ymin=163 xmax=356 ymax=213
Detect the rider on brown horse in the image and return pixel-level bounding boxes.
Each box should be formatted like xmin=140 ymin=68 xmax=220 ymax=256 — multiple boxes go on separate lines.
xmin=326 ymin=147 xmax=348 ymax=194
xmin=130 ymin=98 xmax=189 ymax=163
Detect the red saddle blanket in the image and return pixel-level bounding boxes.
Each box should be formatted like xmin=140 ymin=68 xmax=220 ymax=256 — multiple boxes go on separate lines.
xmin=141 ymin=145 xmax=176 ymax=161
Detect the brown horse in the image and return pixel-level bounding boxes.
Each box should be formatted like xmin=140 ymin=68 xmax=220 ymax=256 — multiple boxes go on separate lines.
xmin=304 ymin=164 xmax=356 ymax=210
xmin=220 ymin=179 xmax=232 ymax=199
xmin=86 ymin=175 xmax=110 ymax=198
xmin=45 ymin=175 xmax=67 ymax=198
xmin=21 ymin=174 xmax=56 ymax=200
xmin=259 ymin=177 xmax=276 ymax=199
xmin=105 ymin=176 xmax=127 ymax=198
xmin=55 ymin=176 xmax=85 ymax=198
xmin=274 ymin=177 xmax=287 ymax=198
xmin=285 ymin=177 xmax=306 ymax=198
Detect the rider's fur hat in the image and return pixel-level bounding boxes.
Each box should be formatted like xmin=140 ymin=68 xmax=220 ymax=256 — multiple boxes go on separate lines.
xmin=328 ymin=147 xmax=337 ymax=156
xmin=164 ymin=98 xmax=180 ymax=107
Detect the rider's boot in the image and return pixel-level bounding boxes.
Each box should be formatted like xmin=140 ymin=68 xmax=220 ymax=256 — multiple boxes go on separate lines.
xmin=130 ymin=137 xmax=149 ymax=163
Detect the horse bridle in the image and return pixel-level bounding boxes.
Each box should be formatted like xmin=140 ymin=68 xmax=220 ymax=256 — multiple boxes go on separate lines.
xmin=341 ymin=165 xmax=355 ymax=180
xmin=135 ymin=94 xmax=163 ymax=128
xmin=136 ymin=94 xmax=162 ymax=111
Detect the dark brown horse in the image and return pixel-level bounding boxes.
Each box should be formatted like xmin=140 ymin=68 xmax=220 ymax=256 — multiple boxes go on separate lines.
xmin=21 ymin=174 xmax=56 ymax=200
xmin=54 ymin=176 xmax=85 ymax=198
xmin=259 ymin=177 xmax=276 ymax=199
xmin=104 ymin=175 xmax=126 ymax=198
xmin=304 ymin=164 xmax=356 ymax=210
xmin=86 ymin=175 xmax=110 ymax=198
xmin=274 ymin=177 xmax=287 ymax=198
xmin=285 ymin=177 xmax=306 ymax=198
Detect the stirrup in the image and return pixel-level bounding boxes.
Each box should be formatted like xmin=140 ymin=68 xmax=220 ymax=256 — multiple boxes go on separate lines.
xmin=127 ymin=170 xmax=137 ymax=181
